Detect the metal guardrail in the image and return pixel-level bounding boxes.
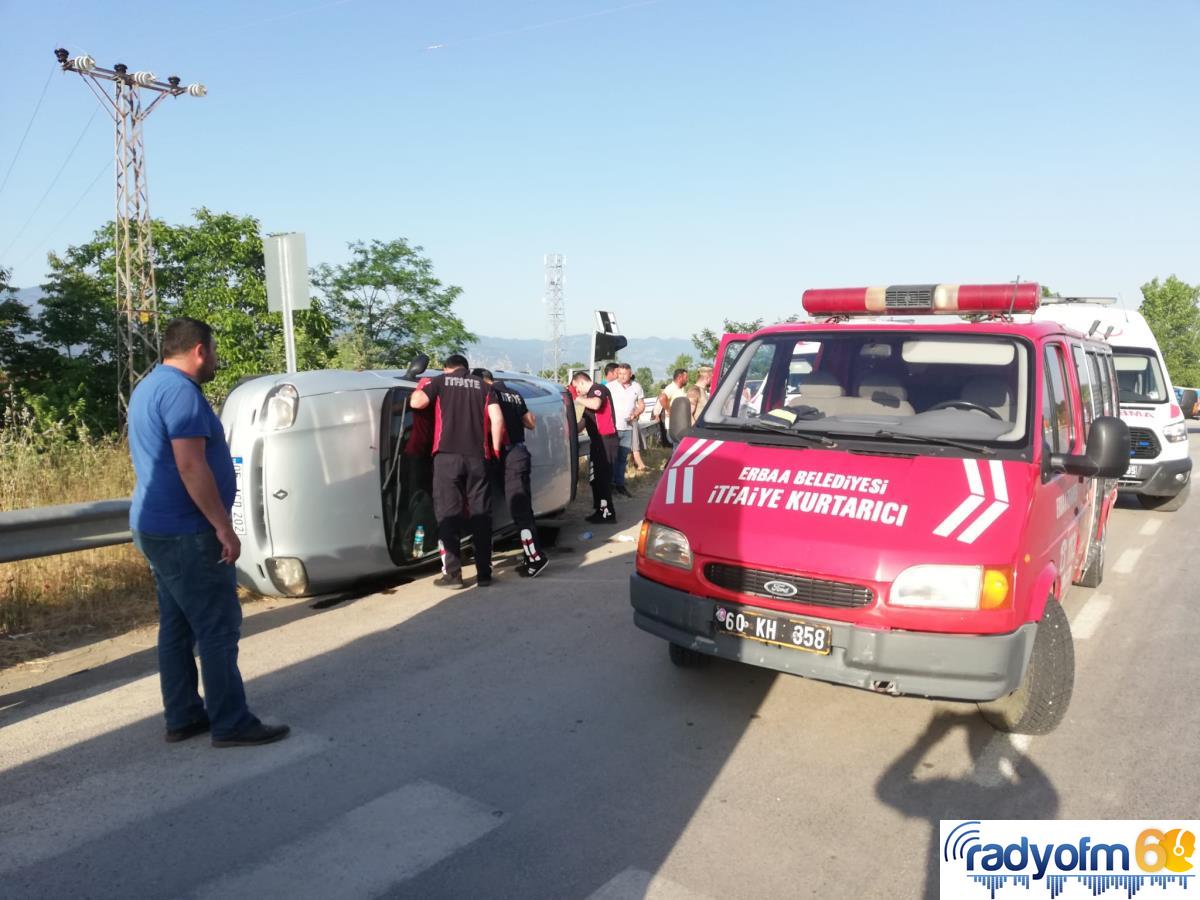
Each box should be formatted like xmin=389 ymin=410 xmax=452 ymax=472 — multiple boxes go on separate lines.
xmin=0 ymin=499 xmax=131 ymax=564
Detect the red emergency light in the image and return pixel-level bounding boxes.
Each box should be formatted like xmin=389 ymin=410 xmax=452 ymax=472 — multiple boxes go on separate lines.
xmin=802 ymin=283 xmax=1041 ymax=317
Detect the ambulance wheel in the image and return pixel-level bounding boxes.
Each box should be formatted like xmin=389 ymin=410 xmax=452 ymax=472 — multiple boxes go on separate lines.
xmin=1076 ymin=527 xmax=1105 ymax=588
xmin=668 ymin=642 xmax=711 ymax=668
xmin=978 ymin=600 xmax=1074 ymax=735
xmin=1137 ymin=482 xmax=1189 ymax=512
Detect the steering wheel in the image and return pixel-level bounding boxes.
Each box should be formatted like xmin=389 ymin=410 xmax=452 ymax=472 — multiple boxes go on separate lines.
xmin=926 ymin=399 xmax=1003 ymax=420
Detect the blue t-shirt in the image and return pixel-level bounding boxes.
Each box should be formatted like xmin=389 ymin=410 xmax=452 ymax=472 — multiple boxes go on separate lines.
xmin=128 ymin=364 xmax=237 ymax=534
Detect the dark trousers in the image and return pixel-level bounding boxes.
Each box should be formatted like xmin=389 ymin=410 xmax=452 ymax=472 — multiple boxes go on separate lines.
xmin=503 ymin=444 xmax=543 ymax=562
xmin=132 ymin=528 xmax=258 ymax=740
xmin=433 ymin=452 xmax=493 ymax=578
xmin=589 ymin=434 xmax=618 ymax=514
xmin=613 ymin=429 xmax=632 ymax=488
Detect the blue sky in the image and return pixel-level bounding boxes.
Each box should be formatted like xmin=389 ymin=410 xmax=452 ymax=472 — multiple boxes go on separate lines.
xmin=1 ymin=0 xmax=1198 ymax=340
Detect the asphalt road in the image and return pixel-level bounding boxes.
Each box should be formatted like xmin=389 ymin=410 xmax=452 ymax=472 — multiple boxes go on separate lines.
xmin=2 ymin=434 xmax=1198 ymax=900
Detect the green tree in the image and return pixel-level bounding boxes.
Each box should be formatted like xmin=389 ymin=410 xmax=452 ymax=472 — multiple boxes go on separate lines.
xmin=1139 ymin=276 xmax=1200 ymax=386
xmin=634 ymin=366 xmax=654 ymax=391
xmin=0 ymin=266 xmax=36 ymax=377
xmin=536 ymin=361 xmax=586 ymax=383
xmin=312 ymin=238 xmax=474 ymax=369
xmin=690 ymin=319 xmax=764 ymax=362
xmin=665 ymin=353 xmax=694 ymax=381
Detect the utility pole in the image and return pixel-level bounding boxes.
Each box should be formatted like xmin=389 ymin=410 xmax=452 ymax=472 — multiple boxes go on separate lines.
xmin=54 ymin=49 xmax=205 ymax=425
xmin=543 ymin=253 xmax=564 ymax=381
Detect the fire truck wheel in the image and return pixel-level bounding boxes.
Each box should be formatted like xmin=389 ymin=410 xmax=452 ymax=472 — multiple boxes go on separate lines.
xmin=668 ymin=642 xmax=711 ymax=668
xmin=978 ymin=599 xmax=1074 ymax=735
xmin=1075 ymin=525 xmax=1105 ymax=589
xmin=1137 ymin=482 xmax=1189 ymax=512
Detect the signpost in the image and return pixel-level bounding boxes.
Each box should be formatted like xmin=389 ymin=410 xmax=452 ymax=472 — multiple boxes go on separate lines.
xmin=264 ymin=232 xmax=311 ymax=374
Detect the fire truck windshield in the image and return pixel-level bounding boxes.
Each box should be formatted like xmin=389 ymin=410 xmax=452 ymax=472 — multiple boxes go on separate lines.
xmin=702 ymin=331 xmax=1032 ymax=448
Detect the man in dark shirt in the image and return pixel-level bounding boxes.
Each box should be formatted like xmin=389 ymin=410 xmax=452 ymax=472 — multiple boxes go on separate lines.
xmin=474 ymin=370 xmax=549 ymax=578
xmin=128 ymin=317 xmax=289 ymax=747
xmin=571 ymin=370 xmax=618 ymax=524
xmin=411 ymin=355 xmax=504 ymax=588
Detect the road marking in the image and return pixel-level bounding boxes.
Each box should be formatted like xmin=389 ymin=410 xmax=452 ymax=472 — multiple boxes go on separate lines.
xmin=1113 ymin=547 xmax=1143 ymax=575
xmin=1139 ymin=518 xmax=1163 ymax=537
xmin=587 ymin=868 xmax=715 ymax=900
xmin=969 ymin=733 xmax=1032 ymax=788
xmin=190 ymin=781 xmax=502 ymax=899
xmin=1071 ymin=595 xmax=1113 ymax=641
xmin=0 ymin=732 xmax=326 ymax=875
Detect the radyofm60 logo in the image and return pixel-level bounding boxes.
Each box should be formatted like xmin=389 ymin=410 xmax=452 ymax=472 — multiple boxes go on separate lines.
xmin=940 ymin=820 xmax=1197 ymax=898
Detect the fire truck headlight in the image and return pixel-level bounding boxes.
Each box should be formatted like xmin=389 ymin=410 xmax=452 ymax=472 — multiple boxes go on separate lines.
xmin=643 ymin=523 xmax=692 ymax=570
xmin=889 ymin=565 xmax=983 ymax=610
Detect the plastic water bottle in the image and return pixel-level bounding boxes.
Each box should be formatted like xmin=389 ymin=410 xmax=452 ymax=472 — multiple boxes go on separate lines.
xmin=413 ymin=525 xmax=426 ymax=558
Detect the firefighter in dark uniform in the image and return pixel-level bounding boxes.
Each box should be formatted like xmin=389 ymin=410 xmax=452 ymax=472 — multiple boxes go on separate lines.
xmin=571 ymin=370 xmax=618 ymax=524
xmin=411 ymin=355 xmax=504 ymax=589
xmin=474 ymin=370 xmax=549 ymax=578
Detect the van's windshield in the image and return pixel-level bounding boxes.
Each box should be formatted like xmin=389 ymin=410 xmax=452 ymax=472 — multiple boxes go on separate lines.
xmin=701 ymin=331 xmax=1031 ymax=449
xmin=1113 ymin=349 xmax=1168 ymax=404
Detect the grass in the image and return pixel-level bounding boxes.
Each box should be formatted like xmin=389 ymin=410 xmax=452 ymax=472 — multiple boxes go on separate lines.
xmin=1 ymin=403 xmax=156 ymax=670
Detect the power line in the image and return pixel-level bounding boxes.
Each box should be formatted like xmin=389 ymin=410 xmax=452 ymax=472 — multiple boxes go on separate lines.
xmin=12 ymin=160 xmax=110 ymax=271
xmin=0 ymin=66 xmax=56 ymax=201
xmin=0 ymin=106 xmax=101 ymax=260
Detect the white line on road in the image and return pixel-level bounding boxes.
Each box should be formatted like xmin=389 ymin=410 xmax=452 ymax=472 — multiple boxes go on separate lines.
xmin=0 ymin=732 xmax=326 ymax=875
xmin=1071 ymin=595 xmax=1113 ymax=641
xmin=969 ymin=733 xmax=1033 ymax=788
xmin=587 ymin=868 xmax=715 ymax=900
xmin=1113 ymin=548 xmax=1143 ymax=575
xmin=1139 ymin=518 xmax=1163 ymax=537
xmin=190 ymin=780 xmax=503 ymax=900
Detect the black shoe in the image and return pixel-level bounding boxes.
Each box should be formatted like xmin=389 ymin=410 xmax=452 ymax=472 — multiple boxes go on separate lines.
xmin=585 ymin=511 xmax=617 ymax=525
xmin=614 ymin=485 xmax=632 ymax=497
xmin=522 ymin=557 xmax=550 ymax=578
xmin=434 ymin=574 xmax=465 ymax=590
xmin=212 ymin=722 xmax=290 ymax=748
xmin=477 ymin=573 xmax=493 ymax=587
xmin=165 ymin=718 xmax=210 ymax=743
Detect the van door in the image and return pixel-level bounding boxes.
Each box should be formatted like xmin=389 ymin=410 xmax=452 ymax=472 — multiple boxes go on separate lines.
xmin=1070 ymin=344 xmax=1105 ymax=575
xmin=1040 ymin=342 xmax=1090 ymax=589
xmin=714 ymin=334 xmax=751 ymax=390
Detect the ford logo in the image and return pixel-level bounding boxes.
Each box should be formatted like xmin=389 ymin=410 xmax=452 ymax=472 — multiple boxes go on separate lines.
xmin=763 ymin=580 xmax=798 ymax=598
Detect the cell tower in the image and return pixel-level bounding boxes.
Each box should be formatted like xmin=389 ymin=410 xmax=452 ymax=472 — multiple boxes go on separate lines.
xmin=543 ymin=253 xmax=565 ymax=380
xmin=54 ymin=49 xmax=206 ymax=425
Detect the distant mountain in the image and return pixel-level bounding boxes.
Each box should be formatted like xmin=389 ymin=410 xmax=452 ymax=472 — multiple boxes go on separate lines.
xmin=467 ymin=333 xmax=698 ymax=378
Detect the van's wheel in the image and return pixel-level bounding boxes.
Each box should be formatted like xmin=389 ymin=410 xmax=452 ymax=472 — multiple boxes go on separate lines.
xmin=979 ymin=599 xmax=1074 ymax=735
xmin=1076 ymin=525 xmax=1106 ymax=588
xmin=1137 ymin=482 xmax=1189 ymax=512
xmin=668 ymin=642 xmax=710 ymax=668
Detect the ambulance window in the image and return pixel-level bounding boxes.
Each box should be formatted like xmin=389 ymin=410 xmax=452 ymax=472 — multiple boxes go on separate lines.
xmin=1072 ymin=346 xmax=1096 ymax=431
xmin=1044 ymin=345 xmax=1074 ymax=452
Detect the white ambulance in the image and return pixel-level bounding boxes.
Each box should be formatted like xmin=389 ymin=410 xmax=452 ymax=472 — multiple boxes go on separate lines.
xmin=1035 ymin=297 xmax=1192 ymax=510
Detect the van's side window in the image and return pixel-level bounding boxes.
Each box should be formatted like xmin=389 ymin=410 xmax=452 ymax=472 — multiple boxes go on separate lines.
xmin=1073 ymin=346 xmax=1096 ymax=431
xmin=1087 ymin=351 xmax=1113 ymax=417
xmin=720 ymin=341 xmax=779 ymax=419
xmin=1044 ymin=344 xmax=1074 ymax=452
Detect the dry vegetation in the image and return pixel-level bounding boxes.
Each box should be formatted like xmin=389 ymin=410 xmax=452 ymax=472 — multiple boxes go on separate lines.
xmin=1 ymin=406 xmax=155 ymax=669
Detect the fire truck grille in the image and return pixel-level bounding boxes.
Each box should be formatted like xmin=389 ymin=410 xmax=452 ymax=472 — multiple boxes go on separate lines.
xmin=1128 ymin=427 xmax=1160 ymax=460
xmin=705 ymin=564 xmax=873 ymax=608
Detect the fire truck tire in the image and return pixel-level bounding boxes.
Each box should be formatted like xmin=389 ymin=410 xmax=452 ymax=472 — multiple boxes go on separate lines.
xmin=1137 ymin=482 xmax=1189 ymax=512
xmin=668 ymin=642 xmax=711 ymax=668
xmin=1075 ymin=526 xmax=1105 ymax=589
xmin=978 ymin=599 xmax=1074 ymax=735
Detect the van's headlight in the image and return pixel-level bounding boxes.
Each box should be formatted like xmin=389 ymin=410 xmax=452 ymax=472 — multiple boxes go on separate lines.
xmin=1164 ymin=421 xmax=1188 ymax=443
xmin=265 ymin=557 xmax=309 ymax=595
xmin=262 ymin=383 xmax=299 ymax=430
xmin=889 ymin=565 xmax=1011 ymax=610
xmin=640 ymin=522 xmax=692 ymax=570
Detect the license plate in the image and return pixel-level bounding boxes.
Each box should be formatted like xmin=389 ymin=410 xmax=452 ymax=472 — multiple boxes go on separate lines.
xmin=715 ymin=606 xmax=833 ymax=655
xmin=231 ymin=456 xmax=246 ymax=535
xmin=1125 ymin=464 xmax=1142 ymax=478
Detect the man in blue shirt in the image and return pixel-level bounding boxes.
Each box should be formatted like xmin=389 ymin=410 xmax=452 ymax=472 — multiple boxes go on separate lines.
xmin=129 ymin=317 xmax=288 ymax=748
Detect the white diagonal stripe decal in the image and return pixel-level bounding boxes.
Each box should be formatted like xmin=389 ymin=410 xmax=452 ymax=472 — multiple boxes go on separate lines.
xmin=688 ymin=439 xmax=724 ymax=466
xmin=933 ymin=494 xmax=986 ymax=537
xmin=682 ymin=467 xmax=695 ymax=502
xmin=989 ymin=460 xmax=1008 ymax=503
xmin=964 ymin=458 xmax=984 ymax=495
xmin=671 ymin=438 xmax=708 ymax=469
xmin=957 ymin=500 xmax=1008 ymax=544
xmin=665 ymin=468 xmax=678 ymax=504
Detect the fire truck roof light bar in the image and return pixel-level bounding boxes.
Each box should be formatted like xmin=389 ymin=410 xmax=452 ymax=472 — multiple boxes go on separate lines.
xmin=801 ymin=283 xmax=1041 ymax=317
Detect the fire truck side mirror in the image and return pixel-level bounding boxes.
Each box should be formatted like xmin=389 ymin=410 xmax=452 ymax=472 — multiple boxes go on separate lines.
xmin=1051 ymin=416 xmax=1130 ymax=479
xmin=668 ymin=396 xmax=693 ymax=444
